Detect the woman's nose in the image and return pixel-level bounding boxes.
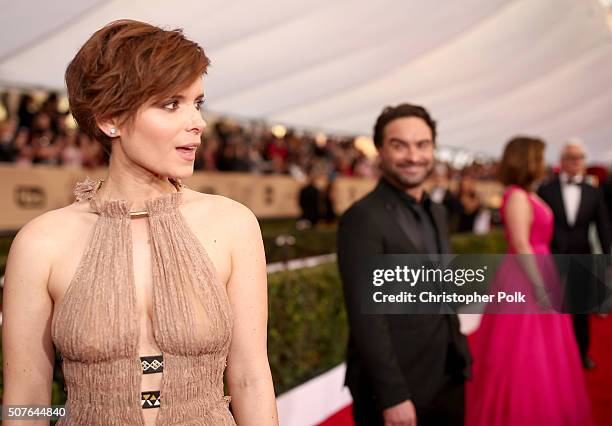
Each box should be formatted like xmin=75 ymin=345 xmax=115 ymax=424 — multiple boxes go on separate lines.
xmin=189 ymin=109 xmax=206 ymax=134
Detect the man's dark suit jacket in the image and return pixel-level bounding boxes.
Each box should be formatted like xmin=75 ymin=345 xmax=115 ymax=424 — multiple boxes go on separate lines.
xmin=537 ymin=177 xmax=610 ymax=255
xmin=337 ymin=179 xmax=472 ymax=411
xmin=602 ymin=177 xmax=612 ymax=240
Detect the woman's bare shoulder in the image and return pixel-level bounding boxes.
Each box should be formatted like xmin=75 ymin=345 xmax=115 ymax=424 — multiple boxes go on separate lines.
xmin=11 ymin=201 xmax=96 ymax=256
xmin=181 ymin=188 xmax=259 ymax=230
xmin=183 ymin=188 xmax=255 ymax=216
xmin=28 ymin=200 xmax=93 ymax=228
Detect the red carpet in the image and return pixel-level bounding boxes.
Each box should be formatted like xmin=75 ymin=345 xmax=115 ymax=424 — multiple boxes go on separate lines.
xmin=318 ymin=406 xmax=353 ymax=426
xmin=585 ymin=315 xmax=612 ymax=426
xmin=318 ymin=315 xmax=612 ymax=426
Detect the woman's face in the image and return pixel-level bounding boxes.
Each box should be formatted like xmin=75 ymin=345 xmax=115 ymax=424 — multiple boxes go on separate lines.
xmin=460 ymin=176 xmax=475 ymax=193
xmin=113 ymin=77 xmax=206 ymax=179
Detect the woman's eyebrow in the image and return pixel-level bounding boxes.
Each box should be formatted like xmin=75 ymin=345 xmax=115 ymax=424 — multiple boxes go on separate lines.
xmin=169 ymin=93 xmax=205 ymax=100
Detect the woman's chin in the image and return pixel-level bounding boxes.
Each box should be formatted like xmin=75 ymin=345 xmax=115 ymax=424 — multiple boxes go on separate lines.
xmin=171 ymin=165 xmax=195 ymax=180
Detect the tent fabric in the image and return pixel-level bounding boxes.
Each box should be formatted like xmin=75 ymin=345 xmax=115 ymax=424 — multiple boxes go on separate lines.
xmin=1 ymin=0 xmax=611 ymax=161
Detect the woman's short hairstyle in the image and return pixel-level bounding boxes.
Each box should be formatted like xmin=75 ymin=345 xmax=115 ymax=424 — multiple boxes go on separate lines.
xmin=65 ymin=19 xmax=210 ymax=151
xmin=498 ymin=136 xmax=546 ymax=189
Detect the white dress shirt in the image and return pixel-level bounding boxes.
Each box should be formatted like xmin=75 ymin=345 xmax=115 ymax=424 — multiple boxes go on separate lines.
xmin=560 ymin=172 xmax=583 ymax=226
xmin=430 ymin=187 xmax=447 ymax=204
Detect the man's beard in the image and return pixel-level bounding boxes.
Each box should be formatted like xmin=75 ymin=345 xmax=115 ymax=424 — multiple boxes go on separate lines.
xmin=380 ymin=160 xmax=434 ymax=189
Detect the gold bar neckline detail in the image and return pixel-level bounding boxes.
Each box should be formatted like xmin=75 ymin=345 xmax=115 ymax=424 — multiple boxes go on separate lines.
xmin=130 ymin=211 xmax=149 ymax=218
xmin=93 ymin=179 xmax=182 ymax=218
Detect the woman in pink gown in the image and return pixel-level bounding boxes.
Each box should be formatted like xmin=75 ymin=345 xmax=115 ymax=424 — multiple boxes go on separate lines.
xmin=466 ymin=137 xmax=593 ymax=426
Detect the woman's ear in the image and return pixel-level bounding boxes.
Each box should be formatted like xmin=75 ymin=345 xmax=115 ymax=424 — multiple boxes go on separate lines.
xmin=97 ymin=119 xmax=121 ymax=138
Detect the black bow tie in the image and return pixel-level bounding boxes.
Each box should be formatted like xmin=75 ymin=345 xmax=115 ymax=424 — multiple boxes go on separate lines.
xmin=566 ymin=178 xmax=581 ymax=186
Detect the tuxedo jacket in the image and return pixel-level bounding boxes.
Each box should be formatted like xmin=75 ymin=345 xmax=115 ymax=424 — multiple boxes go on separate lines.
xmin=603 ymin=177 xmax=612 ymax=235
xmin=537 ymin=177 xmax=610 ymax=255
xmin=337 ymin=180 xmax=472 ymax=411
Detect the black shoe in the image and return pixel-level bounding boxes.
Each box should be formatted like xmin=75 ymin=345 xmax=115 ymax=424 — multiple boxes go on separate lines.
xmin=582 ymin=356 xmax=596 ymax=370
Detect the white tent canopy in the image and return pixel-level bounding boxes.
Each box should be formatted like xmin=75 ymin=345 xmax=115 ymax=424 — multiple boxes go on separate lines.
xmin=1 ymin=0 xmax=611 ymax=161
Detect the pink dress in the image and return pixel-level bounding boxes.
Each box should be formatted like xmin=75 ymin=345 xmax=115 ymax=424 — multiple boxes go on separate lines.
xmin=466 ymin=185 xmax=593 ymax=426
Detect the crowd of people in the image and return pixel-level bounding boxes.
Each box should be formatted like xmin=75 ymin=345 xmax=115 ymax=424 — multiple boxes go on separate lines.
xmin=0 ymin=92 xmax=499 ymax=182
xmin=0 ymin=91 xmax=377 ymax=179
xmin=0 ymin=93 xmax=107 ymax=167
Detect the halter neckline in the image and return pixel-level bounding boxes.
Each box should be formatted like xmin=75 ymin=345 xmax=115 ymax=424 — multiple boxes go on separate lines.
xmin=74 ymin=178 xmax=184 ymax=218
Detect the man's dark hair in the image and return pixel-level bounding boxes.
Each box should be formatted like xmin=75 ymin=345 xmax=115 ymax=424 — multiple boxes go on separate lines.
xmin=373 ymin=103 xmax=436 ymax=147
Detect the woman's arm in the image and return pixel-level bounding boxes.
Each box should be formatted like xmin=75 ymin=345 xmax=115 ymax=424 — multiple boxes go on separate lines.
xmin=504 ymin=190 xmax=534 ymax=254
xmin=504 ymin=190 xmax=551 ymax=307
xmin=2 ymin=218 xmax=56 ymax=425
xmin=224 ymin=205 xmax=278 ymax=425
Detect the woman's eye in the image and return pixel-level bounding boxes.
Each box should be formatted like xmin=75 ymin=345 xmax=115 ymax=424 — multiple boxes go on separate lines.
xmin=195 ymin=99 xmax=205 ymax=110
xmin=162 ymin=100 xmax=179 ymax=111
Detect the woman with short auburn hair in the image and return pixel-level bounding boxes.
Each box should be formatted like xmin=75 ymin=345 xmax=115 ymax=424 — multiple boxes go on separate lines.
xmin=2 ymin=20 xmax=278 ymax=425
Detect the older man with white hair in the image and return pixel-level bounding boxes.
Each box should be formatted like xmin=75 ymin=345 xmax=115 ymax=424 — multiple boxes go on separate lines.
xmin=537 ymin=139 xmax=610 ymax=370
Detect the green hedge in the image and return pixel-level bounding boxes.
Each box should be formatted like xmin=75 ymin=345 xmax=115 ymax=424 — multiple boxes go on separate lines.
xmin=263 ymin=225 xmax=337 ymax=263
xmin=267 ymin=262 xmax=346 ymax=394
xmin=0 ymin=235 xmax=13 ymax=277
xmin=259 ymin=218 xmax=303 ymax=238
xmin=451 ymin=229 xmax=507 ymax=254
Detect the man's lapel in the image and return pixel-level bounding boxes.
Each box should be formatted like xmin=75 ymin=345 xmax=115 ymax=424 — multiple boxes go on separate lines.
xmin=430 ymin=203 xmax=450 ymax=253
xmin=374 ymin=181 xmax=424 ymax=253
xmin=573 ymin=182 xmax=590 ymax=227
xmin=553 ymin=177 xmax=570 ymax=227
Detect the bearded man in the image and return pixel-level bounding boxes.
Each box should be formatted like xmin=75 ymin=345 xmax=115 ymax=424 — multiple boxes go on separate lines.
xmin=337 ymin=104 xmax=472 ymax=426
